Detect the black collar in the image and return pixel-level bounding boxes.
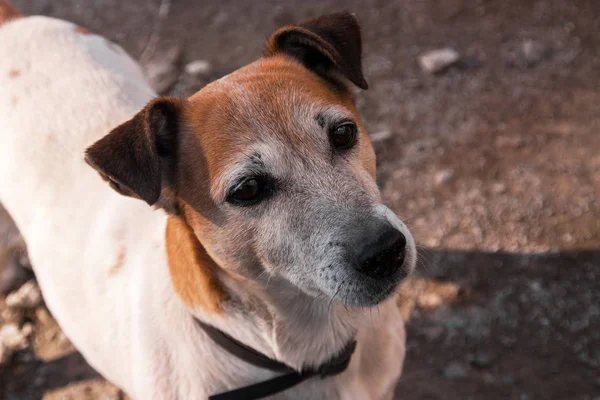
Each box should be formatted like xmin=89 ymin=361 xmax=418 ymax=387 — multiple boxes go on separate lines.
xmin=195 ymin=318 xmax=357 ymax=400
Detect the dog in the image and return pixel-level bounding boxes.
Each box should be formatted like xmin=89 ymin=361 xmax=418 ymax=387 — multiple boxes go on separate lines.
xmin=0 ymin=2 xmax=416 ymax=399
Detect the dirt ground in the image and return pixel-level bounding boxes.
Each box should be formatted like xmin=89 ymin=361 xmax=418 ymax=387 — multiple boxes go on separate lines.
xmin=1 ymin=0 xmax=599 ymax=399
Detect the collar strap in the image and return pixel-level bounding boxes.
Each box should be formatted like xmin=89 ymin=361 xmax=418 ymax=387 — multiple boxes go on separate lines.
xmin=195 ymin=318 xmax=357 ymax=400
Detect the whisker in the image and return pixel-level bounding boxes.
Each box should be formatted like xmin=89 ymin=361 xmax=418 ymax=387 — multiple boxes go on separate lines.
xmin=328 ymin=286 xmax=343 ymax=314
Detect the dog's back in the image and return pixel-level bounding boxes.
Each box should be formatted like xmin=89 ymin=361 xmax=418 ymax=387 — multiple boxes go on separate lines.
xmin=0 ymin=4 xmax=166 ymax=389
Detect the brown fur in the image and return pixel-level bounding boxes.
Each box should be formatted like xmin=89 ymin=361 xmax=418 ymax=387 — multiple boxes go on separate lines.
xmin=74 ymin=25 xmax=90 ymax=35
xmin=165 ymin=216 xmax=226 ymax=313
xmin=0 ymin=0 xmax=21 ymax=25
xmin=8 ymin=69 xmax=20 ymax=78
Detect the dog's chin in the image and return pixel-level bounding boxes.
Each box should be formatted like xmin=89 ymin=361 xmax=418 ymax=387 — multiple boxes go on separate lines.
xmin=315 ymin=262 xmax=413 ymax=308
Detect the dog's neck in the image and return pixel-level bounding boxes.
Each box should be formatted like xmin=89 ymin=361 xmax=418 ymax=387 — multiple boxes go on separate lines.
xmin=165 ymin=216 xmax=364 ymax=370
xmin=218 ymin=272 xmax=363 ymax=370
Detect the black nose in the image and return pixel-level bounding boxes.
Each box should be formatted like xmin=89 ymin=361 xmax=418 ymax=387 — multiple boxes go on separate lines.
xmin=354 ymin=228 xmax=406 ymax=279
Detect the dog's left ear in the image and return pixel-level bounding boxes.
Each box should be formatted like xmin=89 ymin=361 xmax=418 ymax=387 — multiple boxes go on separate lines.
xmin=264 ymin=11 xmax=368 ymax=90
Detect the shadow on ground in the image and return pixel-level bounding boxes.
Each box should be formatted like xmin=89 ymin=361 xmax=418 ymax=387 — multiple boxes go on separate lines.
xmin=396 ymin=248 xmax=599 ymax=400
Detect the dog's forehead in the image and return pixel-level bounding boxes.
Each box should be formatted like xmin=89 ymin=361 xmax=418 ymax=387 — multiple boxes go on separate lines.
xmin=184 ymin=56 xmax=359 ymax=195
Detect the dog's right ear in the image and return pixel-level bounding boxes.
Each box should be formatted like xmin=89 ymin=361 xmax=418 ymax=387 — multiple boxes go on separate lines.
xmin=85 ymin=97 xmax=182 ymax=208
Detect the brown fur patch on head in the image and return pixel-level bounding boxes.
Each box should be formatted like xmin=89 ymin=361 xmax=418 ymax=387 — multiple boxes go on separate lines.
xmin=10 ymin=96 xmax=17 ymax=106
xmin=74 ymin=24 xmax=90 ymax=35
xmin=166 ymin=216 xmax=226 ymax=314
xmin=0 ymin=1 xmax=21 ymax=25
xmin=8 ymin=69 xmax=20 ymax=78
xmin=169 ymin=54 xmax=376 ymax=289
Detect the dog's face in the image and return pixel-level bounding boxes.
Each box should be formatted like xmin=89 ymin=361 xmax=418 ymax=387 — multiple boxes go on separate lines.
xmin=86 ymin=12 xmax=416 ymax=308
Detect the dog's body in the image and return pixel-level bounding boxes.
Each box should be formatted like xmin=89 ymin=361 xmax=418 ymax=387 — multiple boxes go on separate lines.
xmin=0 ymin=5 xmax=414 ymax=399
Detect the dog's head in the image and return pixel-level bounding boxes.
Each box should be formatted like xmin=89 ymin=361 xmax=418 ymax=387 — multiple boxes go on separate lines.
xmin=85 ymin=12 xmax=416 ymax=309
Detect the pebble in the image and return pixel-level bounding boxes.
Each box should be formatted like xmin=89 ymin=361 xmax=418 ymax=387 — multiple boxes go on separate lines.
xmin=435 ymin=169 xmax=455 ymax=186
xmin=419 ymin=48 xmax=460 ymax=74
xmin=443 ymin=362 xmax=468 ymax=379
xmin=495 ymin=135 xmax=525 ymax=148
xmin=6 ymin=280 xmax=42 ymax=309
xmin=0 ymin=323 xmax=30 ymax=350
xmin=491 ymin=182 xmax=507 ymax=194
xmin=520 ymin=39 xmax=550 ymax=68
xmin=470 ymin=352 xmax=493 ymax=368
xmin=421 ymin=325 xmax=445 ymax=342
xmin=1 ymin=306 xmax=24 ymax=325
xmin=143 ymin=46 xmax=182 ymax=94
xmin=482 ymin=372 xmax=496 ymax=384
xmin=417 ymin=292 xmax=444 ymax=309
xmin=184 ymin=60 xmax=212 ymax=76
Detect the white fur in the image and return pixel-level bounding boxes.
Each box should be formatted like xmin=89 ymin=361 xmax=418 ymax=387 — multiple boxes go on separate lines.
xmin=0 ymin=16 xmax=408 ymax=399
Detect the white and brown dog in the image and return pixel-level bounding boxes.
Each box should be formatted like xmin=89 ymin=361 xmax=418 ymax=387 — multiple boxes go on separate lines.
xmin=0 ymin=2 xmax=416 ymax=399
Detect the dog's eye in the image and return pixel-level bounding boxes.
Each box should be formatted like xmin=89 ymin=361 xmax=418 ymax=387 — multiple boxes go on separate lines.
xmin=329 ymin=122 xmax=358 ymax=150
xmin=227 ymin=178 xmax=269 ymax=206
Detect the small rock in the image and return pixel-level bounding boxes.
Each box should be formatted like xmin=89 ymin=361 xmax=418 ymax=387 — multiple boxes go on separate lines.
xmin=491 ymin=182 xmax=507 ymax=194
xmin=470 ymin=352 xmax=493 ymax=369
xmin=421 ymin=325 xmax=445 ymax=342
xmin=21 ymin=322 xmax=33 ymax=337
xmin=443 ymin=362 xmax=468 ymax=379
xmin=419 ymin=48 xmax=460 ymax=74
xmin=184 ymin=60 xmax=212 ymax=76
xmin=520 ymin=39 xmax=551 ymax=68
xmin=482 ymin=372 xmax=496 ymax=384
xmin=1 ymin=306 xmax=24 ymax=325
xmin=6 ymin=280 xmax=42 ymax=309
xmin=562 ymin=233 xmax=574 ymax=243
xmin=143 ymin=46 xmax=182 ymax=94
xmin=434 ymin=169 xmax=454 ymax=186
xmin=370 ymin=129 xmax=393 ymax=143
xmin=495 ymin=135 xmax=525 ymax=148
xmin=0 ymin=323 xmax=30 ymax=350
xmin=417 ymin=292 xmax=444 ymax=309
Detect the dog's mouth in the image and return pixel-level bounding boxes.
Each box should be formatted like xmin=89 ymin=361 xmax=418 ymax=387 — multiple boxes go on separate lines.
xmin=340 ymin=259 xmax=414 ymax=307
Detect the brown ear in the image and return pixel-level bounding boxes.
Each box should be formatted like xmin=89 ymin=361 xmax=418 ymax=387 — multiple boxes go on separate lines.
xmin=264 ymin=11 xmax=368 ymax=90
xmin=85 ymin=97 xmax=182 ymax=207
